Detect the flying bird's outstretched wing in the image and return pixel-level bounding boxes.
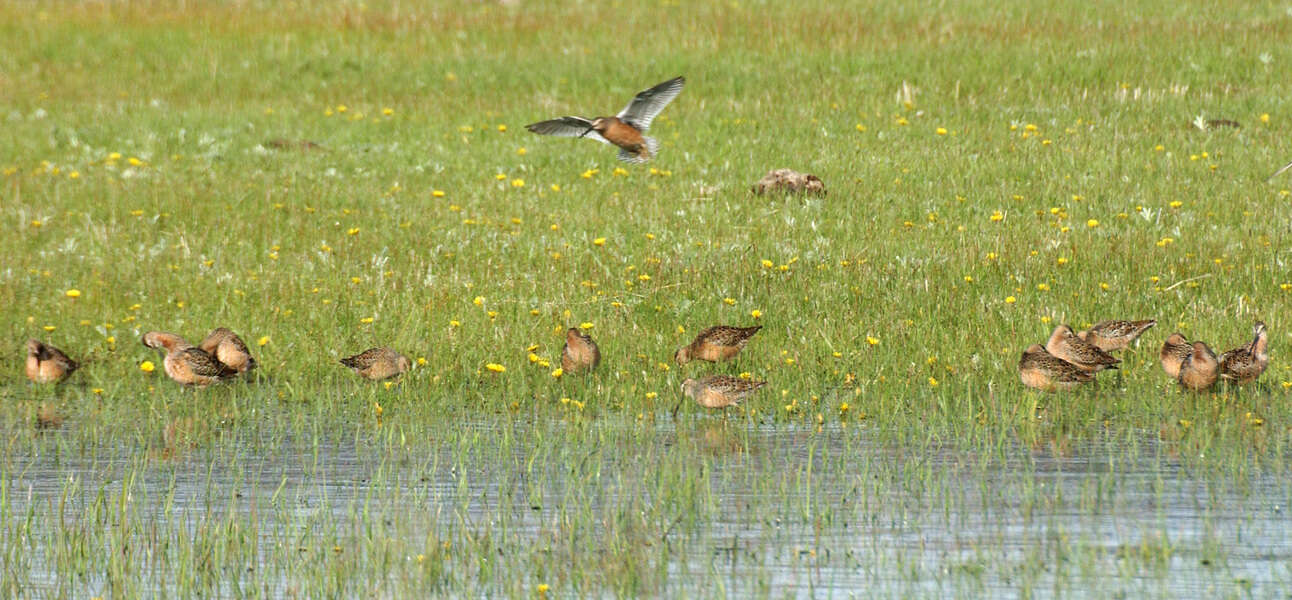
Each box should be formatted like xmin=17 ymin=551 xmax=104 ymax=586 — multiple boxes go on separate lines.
xmin=1269 ymin=159 xmax=1292 ymax=182
xmin=526 ymin=116 xmax=610 ymax=144
xmin=617 ymin=76 xmax=684 ymax=132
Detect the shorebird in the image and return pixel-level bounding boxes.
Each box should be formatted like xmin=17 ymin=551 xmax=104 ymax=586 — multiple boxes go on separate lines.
xmin=1178 ymin=341 xmax=1220 ymax=392
xmin=675 ymin=325 xmax=763 ymax=365
xmin=1219 ymin=321 xmax=1269 ymax=384
xmin=1078 ymin=319 xmax=1157 ymax=352
xmin=526 ymin=76 xmax=684 ymax=163
xmin=199 ymin=327 xmax=257 ymax=374
xmin=25 ymin=339 xmax=79 ymax=384
xmin=674 ymin=375 xmax=766 ymax=417
xmin=560 ymin=327 xmax=601 ymax=374
xmin=1045 ymin=325 xmax=1120 ymax=373
xmin=1018 ymin=344 xmax=1094 ymax=392
xmin=142 ymin=331 xmax=234 ymax=386
xmin=340 ymin=347 xmax=411 ymax=381
xmin=1159 ymin=333 xmax=1192 ymax=380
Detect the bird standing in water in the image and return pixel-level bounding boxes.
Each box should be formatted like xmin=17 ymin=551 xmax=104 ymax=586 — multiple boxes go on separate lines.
xmin=1045 ymin=325 xmax=1120 ymax=373
xmin=560 ymin=327 xmax=601 ymax=374
xmin=1159 ymin=333 xmax=1192 ymax=380
xmin=674 ymin=375 xmax=766 ymax=418
xmin=1218 ymin=321 xmax=1269 ymax=384
xmin=1178 ymin=341 xmax=1220 ymax=392
xmin=25 ymin=339 xmax=79 ymax=384
xmin=340 ymin=347 xmax=411 ymax=381
xmin=142 ymin=331 xmax=235 ymax=386
xmin=199 ymin=327 xmax=257 ymax=374
xmin=1017 ymin=344 xmax=1094 ymax=392
xmin=675 ymin=325 xmax=763 ymax=365
xmin=526 ymin=76 xmax=685 ymax=163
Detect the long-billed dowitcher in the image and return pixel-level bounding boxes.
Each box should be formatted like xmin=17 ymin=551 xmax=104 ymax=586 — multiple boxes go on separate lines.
xmin=674 ymin=375 xmax=766 ymax=417
xmin=675 ymin=325 xmax=762 ymax=365
xmin=560 ymin=327 xmax=601 ymax=374
xmin=199 ymin=327 xmax=257 ymax=374
xmin=1219 ymin=321 xmax=1269 ymax=384
xmin=1077 ymin=319 xmax=1157 ymax=352
xmin=25 ymin=339 xmax=79 ymax=384
xmin=1159 ymin=333 xmax=1192 ymax=380
xmin=1018 ymin=344 xmax=1094 ymax=392
xmin=142 ymin=331 xmax=234 ymax=386
xmin=1178 ymin=341 xmax=1220 ymax=392
xmin=340 ymin=347 xmax=411 ymax=381
xmin=526 ymin=76 xmax=684 ymax=163
xmin=1045 ymin=325 xmax=1120 ymax=373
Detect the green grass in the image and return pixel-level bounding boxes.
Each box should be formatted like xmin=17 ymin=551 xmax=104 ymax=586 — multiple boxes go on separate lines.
xmin=2 ymin=0 xmax=1292 ymax=596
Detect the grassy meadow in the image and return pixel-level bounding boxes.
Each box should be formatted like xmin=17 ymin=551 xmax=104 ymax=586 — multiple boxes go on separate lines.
xmin=3 ymin=0 xmax=1292 ymax=596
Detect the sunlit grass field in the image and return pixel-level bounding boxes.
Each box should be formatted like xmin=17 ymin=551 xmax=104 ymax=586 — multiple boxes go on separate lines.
xmin=3 ymin=0 xmax=1292 ymax=596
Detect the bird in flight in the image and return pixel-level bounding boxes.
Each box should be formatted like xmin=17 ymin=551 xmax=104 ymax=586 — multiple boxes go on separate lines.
xmin=526 ymin=76 xmax=684 ymax=163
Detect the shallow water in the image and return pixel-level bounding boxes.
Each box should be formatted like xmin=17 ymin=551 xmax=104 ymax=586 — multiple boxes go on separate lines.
xmin=3 ymin=417 xmax=1290 ymax=598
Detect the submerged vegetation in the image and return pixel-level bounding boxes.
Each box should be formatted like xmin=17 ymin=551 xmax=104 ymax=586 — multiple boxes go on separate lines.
xmin=2 ymin=0 xmax=1291 ymax=596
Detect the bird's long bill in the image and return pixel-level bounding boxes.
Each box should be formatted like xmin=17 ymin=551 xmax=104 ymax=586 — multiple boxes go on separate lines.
xmin=579 ymin=125 xmax=595 ymax=138
xmin=671 ymin=399 xmax=683 ymax=420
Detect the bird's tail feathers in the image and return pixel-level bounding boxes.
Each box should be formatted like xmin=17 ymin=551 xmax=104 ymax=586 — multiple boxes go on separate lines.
xmin=617 ymin=136 xmax=659 ymax=164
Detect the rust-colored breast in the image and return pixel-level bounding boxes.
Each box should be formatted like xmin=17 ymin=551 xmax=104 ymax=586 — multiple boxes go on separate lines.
xmin=692 ymin=342 xmax=742 ymax=363
xmin=1160 ymin=343 xmax=1189 ymax=379
xmin=1160 ymin=355 xmax=1184 ymax=379
xmin=36 ymin=361 xmax=66 ymax=383
xmin=601 ymin=121 xmax=646 ymax=153
xmin=165 ymin=351 xmax=221 ymax=386
xmin=1019 ymin=368 xmax=1054 ymax=392
xmin=697 ymin=387 xmax=736 ymax=409
xmin=26 ymin=355 xmax=42 ymax=383
xmin=164 ymin=352 xmax=196 ymax=385
xmin=216 ymin=341 xmax=254 ymax=372
xmin=562 ymin=339 xmax=600 ymax=373
xmin=1179 ymin=362 xmax=1217 ymax=391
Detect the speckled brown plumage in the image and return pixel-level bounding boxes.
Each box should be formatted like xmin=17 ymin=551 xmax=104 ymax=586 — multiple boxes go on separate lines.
xmin=560 ymin=328 xmax=601 ymax=374
xmin=25 ymin=339 xmax=79 ymax=384
xmin=1159 ymin=333 xmax=1192 ymax=380
xmin=199 ymin=327 xmax=257 ymax=374
xmin=1018 ymin=344 xmax=1094 ymax=392
xmin=1045 ymin=325 xmax=1120 ymax=373
xmin=1078 ymin=319 xmax=1157 ymax=352
xmin=751 ymin=168 xmax=827 ymax=196
xmin=1219 ymin=321 xmax=1269 ymax=384
xmin=142 ymin=331 xmax=234 ymax=386
xmin=1178 ymin=341 xmax=1220 ymax=392
xmin=675 ymin=325 xmax=763 ymax=365
xmin=681 ymin=375 xmax=766 ymax=409
xmin=340 ymin=347 xmax=411 ymax=381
